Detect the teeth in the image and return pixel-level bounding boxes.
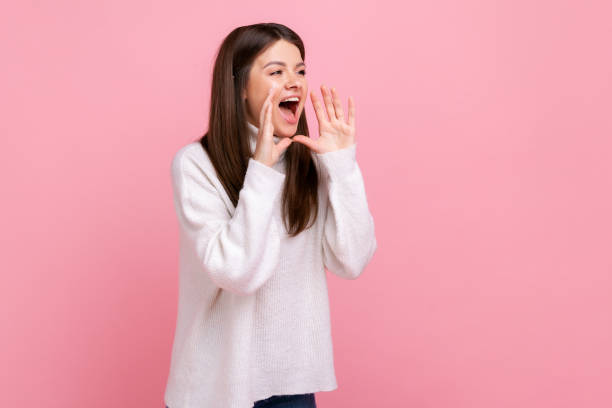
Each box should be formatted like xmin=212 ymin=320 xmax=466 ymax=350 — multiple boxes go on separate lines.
xmin=280 ymin=96 xmax=299 ymax=103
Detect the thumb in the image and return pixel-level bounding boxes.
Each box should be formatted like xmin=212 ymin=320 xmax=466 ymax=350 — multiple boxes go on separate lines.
xmin=275 ymin=137 xmax=293 ymax=154
xmin=291 ymin=135 xmax=318 ymax=152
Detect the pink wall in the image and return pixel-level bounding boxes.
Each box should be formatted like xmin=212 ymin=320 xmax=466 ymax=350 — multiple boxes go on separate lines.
xmin=2 ymin=1 xmax=611 ymax=407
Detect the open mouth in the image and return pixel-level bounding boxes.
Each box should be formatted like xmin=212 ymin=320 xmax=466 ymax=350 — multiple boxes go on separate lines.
xmin=277 ymin=99 xmax=299 ymax=124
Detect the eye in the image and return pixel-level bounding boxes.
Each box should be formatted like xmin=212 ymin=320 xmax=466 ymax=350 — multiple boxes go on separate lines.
xmin=270 ymin=69 xmax=306 ymax=76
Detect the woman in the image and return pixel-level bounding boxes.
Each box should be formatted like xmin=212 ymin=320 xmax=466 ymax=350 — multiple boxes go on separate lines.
xmin=164 ymin=23 xmax=377 ymax=408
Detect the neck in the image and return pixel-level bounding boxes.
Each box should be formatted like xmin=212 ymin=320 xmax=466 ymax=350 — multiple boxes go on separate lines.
xmin=246 ymin=121 xmax=285 ymax=160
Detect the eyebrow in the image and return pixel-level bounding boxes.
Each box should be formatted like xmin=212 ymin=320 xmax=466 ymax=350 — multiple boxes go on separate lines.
xmin=263 ymin=61 xmax=306 ymax=69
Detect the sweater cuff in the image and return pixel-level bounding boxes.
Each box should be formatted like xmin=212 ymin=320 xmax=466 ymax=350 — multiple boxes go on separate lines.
xmin=315 ymin=143 xmax=357 ymax=181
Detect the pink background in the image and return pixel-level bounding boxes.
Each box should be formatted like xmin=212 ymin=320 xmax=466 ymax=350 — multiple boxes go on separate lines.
xmin=2 ymin=1 xmax=611 ymax=407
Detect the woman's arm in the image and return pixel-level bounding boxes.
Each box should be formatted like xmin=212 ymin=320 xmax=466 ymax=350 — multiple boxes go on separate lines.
xmin=316 ymin=143 xmax=378 ymax=280
xmin=171 ymin=148 xmax=286 ymax=295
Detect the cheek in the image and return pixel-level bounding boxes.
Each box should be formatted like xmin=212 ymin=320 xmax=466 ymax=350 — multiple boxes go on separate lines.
xmin=247 ymin=96 xmax=266 ymax=119
xmin=246 ymin=82 xmax=269 ymax=112
xmin=245 ymin=99 xmax=257 ymax=118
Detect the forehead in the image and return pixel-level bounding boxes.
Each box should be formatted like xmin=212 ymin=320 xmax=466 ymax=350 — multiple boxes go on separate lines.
xmin=254 ymin=39 xmax=303 ymax=68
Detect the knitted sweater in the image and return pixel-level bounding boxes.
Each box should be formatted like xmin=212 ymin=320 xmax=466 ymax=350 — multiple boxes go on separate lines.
xmin=164 ymin=121 xmax=377 ymax=408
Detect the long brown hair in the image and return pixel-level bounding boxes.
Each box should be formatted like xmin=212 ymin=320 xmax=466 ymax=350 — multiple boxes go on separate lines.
xmin=199 ymin=23 xmax=319 ymax=237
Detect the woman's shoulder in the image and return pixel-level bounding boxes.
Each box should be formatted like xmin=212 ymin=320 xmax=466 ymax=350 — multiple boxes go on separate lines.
xmin=170 ymin=140 xmax=216 ymax=187
xmin=172 ymin=140 xmax=208 ymax=164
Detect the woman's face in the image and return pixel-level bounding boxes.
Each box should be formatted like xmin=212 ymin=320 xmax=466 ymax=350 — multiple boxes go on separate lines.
xmin=243 ymin=39 xmax=308 ymax=138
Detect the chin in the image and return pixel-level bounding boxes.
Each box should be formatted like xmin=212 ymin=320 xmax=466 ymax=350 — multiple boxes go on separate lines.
xmin=273 ymin=111 xmax=301 ymax=137
xmin=273 ymin=123 xmax=298 ymax=138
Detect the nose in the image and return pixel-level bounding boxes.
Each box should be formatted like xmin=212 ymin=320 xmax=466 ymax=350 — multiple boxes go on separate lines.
xmin=284 ymin=71 xmax=303 ymax=89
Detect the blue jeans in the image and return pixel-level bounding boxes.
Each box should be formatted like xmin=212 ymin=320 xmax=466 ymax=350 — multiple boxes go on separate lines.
xmin=165 ymin=393 xmax=317 ymax=408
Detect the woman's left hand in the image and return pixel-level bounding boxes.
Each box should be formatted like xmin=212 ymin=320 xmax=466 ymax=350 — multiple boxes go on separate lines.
xmin=292 ymin=85 xmax=355 ymax=154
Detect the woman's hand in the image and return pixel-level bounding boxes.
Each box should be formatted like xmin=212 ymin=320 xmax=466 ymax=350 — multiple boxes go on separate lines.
xmin=291 ymin=84 xmax=355 ymax=154
xmin=253 ymin=85 xmax=293 ymax=167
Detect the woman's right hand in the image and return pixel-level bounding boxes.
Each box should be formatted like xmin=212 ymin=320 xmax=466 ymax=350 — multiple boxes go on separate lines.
xmin=253 ymin=85 xmax=293 ymax=167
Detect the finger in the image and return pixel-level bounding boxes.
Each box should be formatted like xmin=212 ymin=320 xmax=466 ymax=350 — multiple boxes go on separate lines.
xmin=257 ymin=101 xmax=268 ymax=141
xmin=347 ymin=95 xmax=355 ymax=128
xmin=266 ymin=85 xmax=284 ymax=138
xmin=275 ymin=137 xmax=293 ymax=154
xmin=331 ymin=87 xmax=344 ymax=121
xmin=259 ymin=85 xmax=278 ymax=130
xmin=321 ymin=84 xmax=336 ymax=121
xmin=263 ymin=101 xmax=274 ymax=140
xmin=291 ymin=135 xmax=318 ymax=152
xmin=258 ymin=89 xmax=271 ymax=131
xmin=310 ymin=90 xmax=327 ymax=125
xmin=258 ymin=100 xmax=266 ymax=132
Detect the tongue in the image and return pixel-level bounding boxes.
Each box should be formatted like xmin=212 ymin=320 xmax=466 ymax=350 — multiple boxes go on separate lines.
xmin=278 ymin=105 xmax=295 ymax=122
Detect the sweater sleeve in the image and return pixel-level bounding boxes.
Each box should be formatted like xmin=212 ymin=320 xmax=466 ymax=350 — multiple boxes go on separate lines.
xmin=171 ymin=148 xmax=286 ymax=295
xmin=315 ymin=143 xmax=378 ymax=280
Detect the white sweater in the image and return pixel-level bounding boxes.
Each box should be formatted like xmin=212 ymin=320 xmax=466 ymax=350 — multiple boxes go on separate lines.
xmin=164 ymin=121 xmax=377 ymax=408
